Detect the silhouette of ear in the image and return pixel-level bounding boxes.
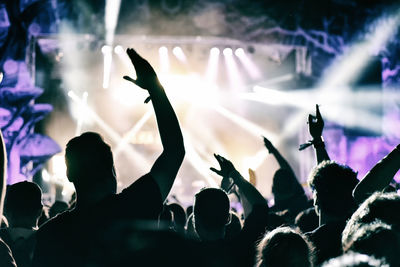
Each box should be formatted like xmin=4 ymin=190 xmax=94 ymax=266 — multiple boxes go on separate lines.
xmin=225 ymin=212 xmax=232 ymax=226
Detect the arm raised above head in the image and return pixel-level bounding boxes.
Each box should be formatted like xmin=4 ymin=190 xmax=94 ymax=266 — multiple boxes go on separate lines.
xmin=211 ymin=154 xmax=268 ymax=218
xmin=124 ymin=48 xmax=185 ymax=202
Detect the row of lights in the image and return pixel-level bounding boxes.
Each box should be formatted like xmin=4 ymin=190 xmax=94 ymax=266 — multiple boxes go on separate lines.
xmin=102 ymin=45 xmax=246 ymax=57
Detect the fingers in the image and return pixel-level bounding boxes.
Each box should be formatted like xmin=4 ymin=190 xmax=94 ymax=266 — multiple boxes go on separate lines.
xmin=308 ymin=114 xmax=314 ymax=124
xmin=316 ymin=104 xmax=322 ymax=120
xmin=210 ymin=167 xmax=222 ymax=176
xmin=123 ymin=75 xmax=137 ymax=84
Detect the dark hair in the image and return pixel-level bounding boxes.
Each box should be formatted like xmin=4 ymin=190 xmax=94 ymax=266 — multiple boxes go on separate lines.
xmin=322 ymin=252 xmax=389 ymax=267
xmin=342 ymin=192 xmax=400 ymax=247
xmin=65 ymin=132 xmax=114 ymax=186
xmin=343 ymin=221 xmax=400 ymax=266
xmin=295 ymin=207 xmax=319 ymax=233
xmin=5 ymin=181 xmax=43 ymax=218
xmin=308 ymin=161 xmax=358 ymax=217
xmin=194 ymin=188 xmax=230 ymax=230
xmin=257 ymin=226 xmax=313 ymax=267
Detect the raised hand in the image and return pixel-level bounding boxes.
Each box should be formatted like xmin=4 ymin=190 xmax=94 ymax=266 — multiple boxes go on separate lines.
xmin=210 ymin=154 xmax=236 ymax=192
xmin=308 ymin=104 xmax=324 ymax=139
xmin=123 ymin=48 xmax=161 ymax=91
xmin=210 ymin=154 xmax=235 ymax=178
xmin=263 ymin=136 xmax=275 ymax=154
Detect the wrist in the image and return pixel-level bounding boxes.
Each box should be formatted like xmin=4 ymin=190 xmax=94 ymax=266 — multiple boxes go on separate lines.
xmin=313 ymin=136 xmax=325 ymax=148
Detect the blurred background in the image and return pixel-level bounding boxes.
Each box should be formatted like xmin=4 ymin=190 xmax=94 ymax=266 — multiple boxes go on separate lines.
xmin=0 ymin=0 xmax=399 ymax=206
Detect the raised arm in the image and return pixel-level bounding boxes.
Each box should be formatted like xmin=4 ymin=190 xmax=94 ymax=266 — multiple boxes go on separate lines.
xmin=124 ymin=48 xmax=185 ymax=202
xmin=263 ymin=136 xmax=296 ymax=177
xmin=353 ymin=145 xmax=400 ymax=204
xmin=210 ymin=154 xmax=268 ymax=218
xmin=308 ymin=104 xmax=330 ymax=163
xmin=0 ymin=129 xmax=6 ymax=223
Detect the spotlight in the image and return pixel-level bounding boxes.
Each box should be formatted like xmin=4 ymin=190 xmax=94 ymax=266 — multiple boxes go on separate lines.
xmin=159 ymin=46 xmax=168 ymax=55
xmin=172 ymin=46 xmax=187 ymax=62
xmin=210 ymin=47 xmax=220 ymax=56
xmin=235 ymin=48 xmax=245 ymax=57
xmin=101 ymin=45 xmax=112 ymax=54
xmin=223 ymin=48 xmax=233 ymax=56
xmin=114 ymin=45 xmax=124 ymax=54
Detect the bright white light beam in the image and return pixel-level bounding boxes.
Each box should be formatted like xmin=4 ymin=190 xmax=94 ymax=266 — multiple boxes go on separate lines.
xmin=67 ymin=90 xmax=151 ymax=172
xmin=223 ymin=48 xmax=244 ymax=89
xmin=235 ymin=48 xmax=262 ymax=79
xmin=75 ymin=91 xmax=88 ymax=136
xmin=172 ymin=46 xmax=187 ymax=63
xmin=114 ymin=110 xmax=153 ymax=156
xmin=159 ymin=46 xmax=170 ymax=74
xmin=105 ymin=0 xmax=121 ymax=45
xmin=102 ymin=45 xmax=112 ymax=89
xmin=205 ymin=47 xmax=220 ymax=82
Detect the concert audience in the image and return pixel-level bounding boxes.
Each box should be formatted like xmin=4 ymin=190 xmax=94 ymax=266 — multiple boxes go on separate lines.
xmin=0 ymin=49 xmax=398 ymax=267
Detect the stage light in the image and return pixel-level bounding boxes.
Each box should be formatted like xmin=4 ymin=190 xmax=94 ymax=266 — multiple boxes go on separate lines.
xmin=234 ymin=48 xmax=245 ymax=57
xmin=159 ymin=46 xmax=170 ymax=73
xmin=206 ymin=48 xmax=220 ymax=82
xmin=210 ymin=47 xmax=220 ymax=56
xmin=223 ymin=48 xmax=233 ymax=56
xmin=159 ymin=46 xmax=168 ymax=55
xmin=223 ymin=48 xmax=243 ymax=89
xmin=114 ymin=45 xmax=124 ymax=54
xmin=235 ymin=48 xmax=261 ymax=79
xmin=172 ymin=46 xmax=187 ymax=62
xmin=101 ymin=45 xmax=112 ymax=54
xmin=42 ymin=169 xmax=50 ymax=182
xmin=101 ymin=45 xmax=112 ymax=89
xmin=75 ymin=91 xmax=88 ymax=136
xmin=105 ymin=0 xmax=121 ymax=45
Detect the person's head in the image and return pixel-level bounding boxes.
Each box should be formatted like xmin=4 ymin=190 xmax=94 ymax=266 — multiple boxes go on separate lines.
xmin=342 ymin=192 xmax=400 ymax=248
xmin=256 ymin=226 xmax=313 ymax=267
xmin=322 ymin=252 xmax=389 ymax=267
xmin=272 ymin=169 xmax=304 ymax=199
xmin=308 ymin=161 xmax=358 ymax=219
xmin=65 ymin=132 xmax=116 ymax=194
xmin=342 ymin=221 xmax=400 ymax=267
xmin=167 ymin=203 xmax=186 ymax=233
xmin=4 ymin=181 xmax=43 ymax=228
xmin=193 ymin=188 xmax=230 ymax=241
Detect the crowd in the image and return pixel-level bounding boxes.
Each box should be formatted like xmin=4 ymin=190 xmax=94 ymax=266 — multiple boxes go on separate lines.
xmin=0 ymin=48 xmax=399 ymax=267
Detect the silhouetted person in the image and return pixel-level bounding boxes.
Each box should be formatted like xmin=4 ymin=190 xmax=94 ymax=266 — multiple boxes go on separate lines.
xmin=342 ymin=221 xmax=400 ymax=266
xmin=263 ymin=137 xmax=309 ymax=218
xmin=306 ymin=161 xmax=359 ymax=265
xmin=322 ymin=252 xmax=389 ymax=267
xmin=32 ymin=48 xmax=185 ymax=267
xmin=295 ymin=207 xmax=319 ymax=234
xmin=194 ymin=154 xmax=269 ymax=266
xmin=0 ymin=129 xmax=17 ymax=266
xmin=256 ymin=226 xmax=314 ymax=267
xmin=1 ymin=181 xmax=43 ymax=267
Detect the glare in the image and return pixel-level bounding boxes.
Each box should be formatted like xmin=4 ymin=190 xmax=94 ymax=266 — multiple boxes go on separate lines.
xmin=210 ymin=47 xmax=220 ymax=56
xmin=75 ymin=91 xmax=88 ymax=136
xmin=114 ymin=45 xmax=124 ymax=54
xmin=159 ymin=46 xmax=170 ymax=73
xmin=319 ymin=11 xmax=400 ymax=89
xmin=67 ymin=91 xmax=151 ymax=172
xmin=223 ymin=48 xmax=244 ymax=89
xmin=214 ymin=106 xmax=278 ymax=142
xmin=206 ymin=47 xmax=220 ymax=82
xmin=102 ymin=45 xmax=113 ymax=89
xmin=234 ymin=48 xmax=245 ymax=57
xmin=172 ymin=46 xmax=187 ymax=62
xmin=235 ymin=48 xmax=262 ymax=79
xmin=105 ymin=0 xmax=121 ymax=45
xmin=42 ymin=169 xmax=51 ymax=182
xmin=223 ymin=48 xmax=233 ymax=56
